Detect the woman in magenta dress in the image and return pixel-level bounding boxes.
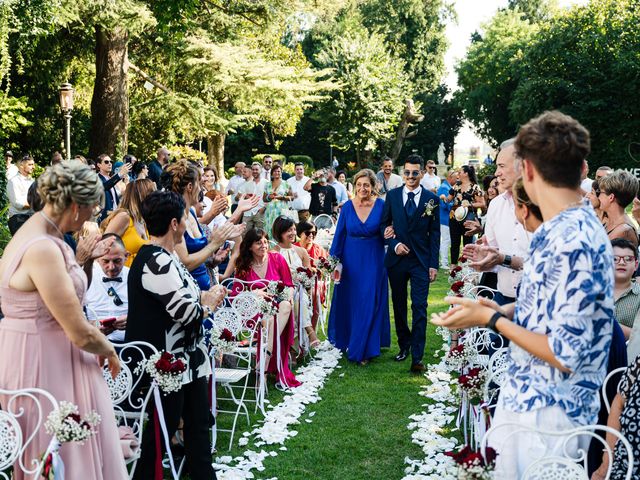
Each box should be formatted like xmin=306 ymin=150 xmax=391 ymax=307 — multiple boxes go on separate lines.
xmin=328 ymin=169 xmax=390 ymax=364
xmin=232 ymin=228 xmax=300 ymax=388
xmin=0 ymin=161 xmax=127 ymax=479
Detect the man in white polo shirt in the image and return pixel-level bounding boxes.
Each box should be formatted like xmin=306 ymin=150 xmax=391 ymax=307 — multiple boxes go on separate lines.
xmin=7 ymin=154 xmax=35 ymax=235
xmin=287 ymin=162 xmax=312 ymax=222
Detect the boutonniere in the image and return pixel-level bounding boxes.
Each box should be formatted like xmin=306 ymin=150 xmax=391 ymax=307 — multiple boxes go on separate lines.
xmin=422 ymin=199 xmax=436 ymax=218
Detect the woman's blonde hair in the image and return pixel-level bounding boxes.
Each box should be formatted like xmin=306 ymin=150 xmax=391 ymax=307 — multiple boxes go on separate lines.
xmin=353 ymin=169 xmax=379 ymax=196
xmin=163 ymin=159 xmax=200 ymax=195
xmin=101 ymin=178 xmax=156 ymax=229
xmin=512 ymin=177 xmax=542 ymax=222
xmin=38 ymin=160 xmax=104 ymax=214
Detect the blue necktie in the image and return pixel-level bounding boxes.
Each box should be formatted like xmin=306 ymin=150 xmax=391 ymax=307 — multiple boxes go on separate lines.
xmin=405 ymin=191 xmax=416 ymax=217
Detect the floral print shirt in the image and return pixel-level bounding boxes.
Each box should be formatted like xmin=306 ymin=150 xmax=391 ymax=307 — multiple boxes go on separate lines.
xmin=499 ymin=204 xmax=614 ymax=426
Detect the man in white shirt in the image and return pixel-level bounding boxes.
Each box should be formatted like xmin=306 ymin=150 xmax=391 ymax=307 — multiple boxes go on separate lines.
xmin=84 ymin=234 xmax=128 ymax=342
xmin=287 ymin=162 xmax=312 ymax=222
xmin=5 ymin=151 xmax=17 ymax=180
xmin=326 ymin=167 xmax=348 ymax=207
xmin=463 ymin=139 xmax=530 ymax=305
xmin=225 ymin=161 xmax=246 ymax=213
xmin=260 ymin=155 xmax=273 ymax=180
xmin=7 ymin=154 xmax=35 ymax=234
xmin=376 ymin=157 xmax=403 ymax=200
xmin=238 ymin=162 xmax=267 ymax=231
xmin=420 ymin=159 xmax=441 ymax=192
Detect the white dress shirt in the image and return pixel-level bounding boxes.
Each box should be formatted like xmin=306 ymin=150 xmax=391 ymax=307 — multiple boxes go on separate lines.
xmin=377 ymin=172 xmax=403 ymax=200
xmin=6 ymin=164 xmax=18 ymax=180
xmin=329 ymin=180 xmax=349 ymax=205
xmin=420 ymin=173 xmax=441 ymax=192
xmin=287 ymin=176 xmax=311 ymax=210
xmin=394 ymin=186 xmax=423 ymax=254
xmin=238 ymin=178 xmax=267 ymax=216
xmin=225 ymin=175 xmax=245 ymax=204
xmin=84 ymin=263 xmax=129 ymax=342
xmin=484 ymin=191 xmax=532 ymax=298
xmin=7 ymin=173 xmax=33 ymax=217
xmin=261 ymin=168 xmax=271 ymax=181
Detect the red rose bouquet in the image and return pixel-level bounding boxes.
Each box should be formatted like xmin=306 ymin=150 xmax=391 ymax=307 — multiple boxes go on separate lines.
xmin=316 ymin=256 xmax=339 ymax=278
xmin=457 ymin=366 xmax=487 ymax=405
xmin=294 ymin=266 xmax=315 ymax=290
xmin=136 ymin=350 xmax=187 ymax=394
xmin=445 ymin=445 xmax=497 ymax=479
xmin=209 ymin=323 xmax=237 ymax=355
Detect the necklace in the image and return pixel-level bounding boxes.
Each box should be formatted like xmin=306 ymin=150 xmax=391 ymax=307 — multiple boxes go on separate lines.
xmin=40 ymin=211 xmax=64 ymax=238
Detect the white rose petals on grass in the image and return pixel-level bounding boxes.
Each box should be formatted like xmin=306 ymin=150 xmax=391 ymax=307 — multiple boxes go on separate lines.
xmin=403 ymin=336 xmax=460 ymax=480
xmin=214 ymin=341 xmax=342 ymax=480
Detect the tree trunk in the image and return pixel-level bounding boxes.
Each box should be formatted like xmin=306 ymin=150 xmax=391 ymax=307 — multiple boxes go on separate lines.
xmin=207 ymin=133 xmax=227 ymax=188
xmin=89 ymin=26 xmax=129 ymax=159
xmin=389 ymin=99 xmax=424 ymax=162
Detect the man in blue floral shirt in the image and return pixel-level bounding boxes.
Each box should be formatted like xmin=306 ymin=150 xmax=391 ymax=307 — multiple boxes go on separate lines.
xmin=433 ymin=111 xmax=614 ymax=478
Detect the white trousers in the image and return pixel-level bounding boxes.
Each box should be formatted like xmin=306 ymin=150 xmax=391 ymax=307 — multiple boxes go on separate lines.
xmin=439 ymin=224 xmax=451 ymax=268
xmin=489 ymin=404 xmax=588 ymax=479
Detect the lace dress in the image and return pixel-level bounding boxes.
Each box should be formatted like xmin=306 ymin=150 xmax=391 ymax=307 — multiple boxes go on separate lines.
xmin=278 ymin=246 xmax=313 ymax=352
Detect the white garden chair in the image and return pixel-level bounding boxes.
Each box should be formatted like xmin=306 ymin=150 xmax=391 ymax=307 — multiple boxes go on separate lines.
xmin=481 ymin=422 xmax=634 ymax=480
xmin=0 ymin=387 xmax=60 ymax=479
xmin=482 ymin=347 xmax=510 ymax=408
xmin=602 ymin=366 xmax=627 ymax=414
xmin=102 ymin=340 xmax=158 ymax=478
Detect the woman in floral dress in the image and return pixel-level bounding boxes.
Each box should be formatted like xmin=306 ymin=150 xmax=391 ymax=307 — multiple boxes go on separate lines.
xmin=263 ymin=163 xmax=293 ymax=237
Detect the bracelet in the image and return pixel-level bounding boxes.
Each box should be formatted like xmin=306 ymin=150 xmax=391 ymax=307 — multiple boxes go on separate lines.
xmin=487 ymin=311 xmax=503 ymax=333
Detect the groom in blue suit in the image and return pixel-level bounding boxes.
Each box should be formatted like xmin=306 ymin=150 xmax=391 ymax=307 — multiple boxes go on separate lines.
xmin=381 ymin=154 xmax=440 ymax=373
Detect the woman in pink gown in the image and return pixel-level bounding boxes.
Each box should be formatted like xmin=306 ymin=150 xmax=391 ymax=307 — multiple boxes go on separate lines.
xmin=0 ymin=161 xmax=127 ymax=479
xmin=232 ymin=228 xmax=300 ymax=388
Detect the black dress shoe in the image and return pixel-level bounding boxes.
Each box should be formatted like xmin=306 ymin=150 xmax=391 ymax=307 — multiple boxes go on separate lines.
xmin=410 ymin=362 xmax=426 ymax=373
xmin=395 ymin=349 xmax=409 ymax=362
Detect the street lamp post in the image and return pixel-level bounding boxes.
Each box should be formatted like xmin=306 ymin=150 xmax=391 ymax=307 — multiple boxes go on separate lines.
xmin=58 ymin=83 xmax=74 ymax=161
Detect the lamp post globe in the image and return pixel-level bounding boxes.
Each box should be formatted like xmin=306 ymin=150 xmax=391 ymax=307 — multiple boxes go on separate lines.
xmin=58 ymin=83 xmax=74 ymax=161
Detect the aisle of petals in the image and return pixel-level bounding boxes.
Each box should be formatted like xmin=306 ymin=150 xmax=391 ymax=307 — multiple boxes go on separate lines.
xmin=213 ymin=341 xmax=342 ymax=480
xmin=402 ymin=333 xmax=460 ymax=480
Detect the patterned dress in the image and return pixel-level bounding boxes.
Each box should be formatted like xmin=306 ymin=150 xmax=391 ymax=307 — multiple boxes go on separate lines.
xmin=264 ymin=181 xmax=292 ymax=237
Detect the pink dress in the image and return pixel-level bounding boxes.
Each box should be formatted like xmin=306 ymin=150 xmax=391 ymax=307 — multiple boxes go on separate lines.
xmin=0 ymin=235 xmax=128 ymax=479
xmin=236 ymin=252 xmax=301 ymax=387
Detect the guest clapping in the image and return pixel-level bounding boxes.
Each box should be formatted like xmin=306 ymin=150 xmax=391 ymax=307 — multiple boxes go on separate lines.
xmin=126 ymin=191 xmax=226 ymax=479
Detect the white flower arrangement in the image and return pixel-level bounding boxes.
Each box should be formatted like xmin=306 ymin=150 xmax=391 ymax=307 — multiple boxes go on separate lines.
xmin=135 ymin=350 xmax=187 ymax=394
xmin=209 ymin=322 xmax=238 ymax=355
xmin=422 ymin=199 xmax=437 ymax=218
xmin=44 ymin=401 xmax=101 ymax=444
xmin=293 ymin=267 xmax=315 ymax=290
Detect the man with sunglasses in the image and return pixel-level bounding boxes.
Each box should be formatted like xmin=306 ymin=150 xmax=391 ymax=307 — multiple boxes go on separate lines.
xmin=381 ymin=154 xmax=440 ymax=373
xmin=96 ymin=153 xmax=131 ymax=223
xmin=84 ymin=233 xmax=129 ymax=342
xmin=420 ymin=159 xmax=441 ymax=193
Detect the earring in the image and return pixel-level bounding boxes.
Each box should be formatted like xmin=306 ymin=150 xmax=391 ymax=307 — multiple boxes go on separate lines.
xmin=74 ymin=212 xmax=79 ymax=222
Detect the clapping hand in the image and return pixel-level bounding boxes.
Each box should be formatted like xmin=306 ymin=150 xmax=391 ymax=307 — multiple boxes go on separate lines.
xmin=237 ymin=194 xmax=260 ymax=214
xmin=76 ymin=232 xmax=116 ymax=265
xmin=202 ymin=285 xmax=228 ymax=310
xmin=208 ymin=195 xmax=228 ymax=217
xmin=431 ymin=296 xmax=494 ymax=330
xmin=464 ymin=218 xmax=482 ymax=237
xmin=210 ymin=223 xmax=244 ymax=250
xmin=118 ymin=162 xmax=132 ymax=179
xmin=464 ymin=242 xmax=503 ymax=272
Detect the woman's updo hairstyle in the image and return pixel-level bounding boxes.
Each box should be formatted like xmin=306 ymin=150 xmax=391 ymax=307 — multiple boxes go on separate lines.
xmin=161 ymin=159 xmax=200 ymax=194
xmin=38 ymin=160 xmax=104 ymax=215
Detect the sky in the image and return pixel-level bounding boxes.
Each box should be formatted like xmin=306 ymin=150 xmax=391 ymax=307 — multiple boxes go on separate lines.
xmin=446 ymin=0 xmax=589 ymax=154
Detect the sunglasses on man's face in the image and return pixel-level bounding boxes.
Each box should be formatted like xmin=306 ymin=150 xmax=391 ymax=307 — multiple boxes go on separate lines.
xmin=403 ymin=170 xmax=420 ymax=177
xmin=102 ymin=160 xmax=112 ymax=165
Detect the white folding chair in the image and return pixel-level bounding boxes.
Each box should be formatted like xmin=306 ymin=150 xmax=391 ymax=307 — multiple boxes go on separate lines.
xmin=102 ymin=341 xmax=158 ymax=478
xmin=482 ymin=347 xmax=510 ymax=408
xmin=0 ymin=387 xmax=60 ymax=479
xmin=602 ymin=366 xmax=627 ymax=413
xmin=482 ymin=422 xmax=634 ymax=480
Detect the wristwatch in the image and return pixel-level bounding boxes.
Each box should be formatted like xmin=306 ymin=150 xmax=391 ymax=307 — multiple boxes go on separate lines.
xmin=487 ymin=311 xmax=503 ymax=334
xmin=502 ymin=254 xmax=512 ymax=268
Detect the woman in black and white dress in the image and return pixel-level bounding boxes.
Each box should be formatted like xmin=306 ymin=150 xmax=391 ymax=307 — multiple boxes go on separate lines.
xmin=125 ymin=191 xmax=226 ymax=480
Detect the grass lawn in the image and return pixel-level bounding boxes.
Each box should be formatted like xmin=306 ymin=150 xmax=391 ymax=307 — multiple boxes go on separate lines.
xmin=212 ymin=273 xmax=452 ymax=480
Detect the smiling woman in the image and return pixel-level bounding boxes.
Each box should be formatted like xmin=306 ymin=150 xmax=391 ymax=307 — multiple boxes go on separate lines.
xmin=328 ymin=168 xmax=390 ymax=365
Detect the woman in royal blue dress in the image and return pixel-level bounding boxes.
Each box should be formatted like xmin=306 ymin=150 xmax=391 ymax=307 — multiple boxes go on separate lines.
xmin=328 ymin=169 xmax=390 ymax=365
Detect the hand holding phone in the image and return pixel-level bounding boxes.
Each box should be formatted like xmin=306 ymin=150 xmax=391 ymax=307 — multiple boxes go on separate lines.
xmin=100 ymin=317 xmax=117 ymax=328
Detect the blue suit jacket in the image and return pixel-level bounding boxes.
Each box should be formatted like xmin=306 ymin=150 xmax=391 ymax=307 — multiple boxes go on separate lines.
xmin=380 ymin=187 xmax=441 ymax=271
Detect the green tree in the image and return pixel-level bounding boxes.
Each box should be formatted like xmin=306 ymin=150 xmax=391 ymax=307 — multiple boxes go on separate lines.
xmin=507 ymin=0 xmax=556 ymax=22
xmin=509 ymin=0 xmax=640 ymax=168
xmin=456 ymin=9 xmax=539 ymax=145
xmin=311 ymin=24 xmax=411 ymax=166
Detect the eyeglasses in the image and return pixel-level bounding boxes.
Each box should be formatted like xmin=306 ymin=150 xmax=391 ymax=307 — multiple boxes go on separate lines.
xmin=107 ymin=286 xmax=123 ymax=306
xmin=101 ymin=160 xmax=112 ymax=164
xmin=614 ymin=255 xmax=636 ymax=264
xmin=304 ymin=230 xmax=317 ymax=237
xmin=403 ymin=170 xmax=420 ymax=177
